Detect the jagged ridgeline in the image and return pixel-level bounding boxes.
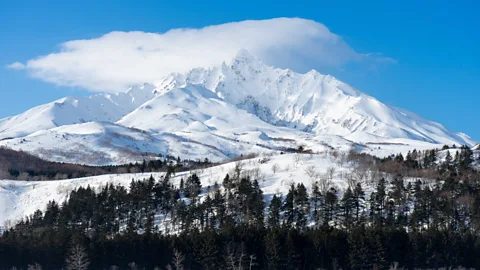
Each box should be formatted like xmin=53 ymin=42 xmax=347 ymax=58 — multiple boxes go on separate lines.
xmin=2 ymin=146 xmax=480 ymax=269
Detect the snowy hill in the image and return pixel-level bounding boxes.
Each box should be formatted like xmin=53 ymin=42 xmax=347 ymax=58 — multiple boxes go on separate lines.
xmin=0 ymin=84 xmax=155 ymax=140
xmin=0 ymin=50 xmax=475 ymax=165
xmin=0 ymin=153 xmax=358 ymax=226
xmin=0 ymin=122 xmax=165 ymax=165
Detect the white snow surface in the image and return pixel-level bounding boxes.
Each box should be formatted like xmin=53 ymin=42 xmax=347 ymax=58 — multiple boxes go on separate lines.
xmin=0 ymin=122 xmax=166 ymax=165
xmin=0 ymin=84 xmax=155 ymax=140
xmin=0 ymin=50 xmax=475 ymax=165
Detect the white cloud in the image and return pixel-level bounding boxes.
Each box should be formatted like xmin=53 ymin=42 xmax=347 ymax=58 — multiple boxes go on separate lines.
xmin=9 ymin=18 xmax=393 ymax=92
xmin=7 ymin=62 xmax=26 ymax=70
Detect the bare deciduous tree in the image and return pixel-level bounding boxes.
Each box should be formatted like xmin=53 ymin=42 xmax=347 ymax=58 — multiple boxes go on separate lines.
xmin=65 ymin=244 xmax=90 ymax=270
xmin=346 ymin=172 xmax=357 ymax=191
xmin=351 ymin=166 xmax=367 ymax=184
xmin=233 ymin=161 xmax=244 ymax=179
xmin=326 ymin=166 xmax=336 ymax=182
xmin=331 ymin=258 xmax=339 ymax=270
xmin=225 ymin=242 xmax=248 ymax=270
xmin=293 ymin=154 xmax=302 ymax=168
xmin=389 ymin=262 xmax=399 ymax=270
xmin=128 ymin=262 xmax=138 ymax=270
xmin=249 ymin=255 xmax=257 ymax=270
xmin=336 ymin=151 xmax=348 ymax=168
xmin=271 ymin=163 xmax=280 ymax=174
xmin=172 ymin=249 xmax=185 ymax=270
xmin=225 ymin=242 xmax=238 ymax=270
xmin=27 ymin=263 xmax=42 ymax=270
xmin=304 ymin=165 xmax=318 ymax=179
xmin=318 ymin=173 xmax=332 ymax=195
xmin=249 ymin=166 xmax=265 ymax=182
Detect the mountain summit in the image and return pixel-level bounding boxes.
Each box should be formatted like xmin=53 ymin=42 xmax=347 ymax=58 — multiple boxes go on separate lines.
xmin=153 ymin=50 xmax=474 ymax=144
xmin=0 ymin=50 xmax=475 ymax=164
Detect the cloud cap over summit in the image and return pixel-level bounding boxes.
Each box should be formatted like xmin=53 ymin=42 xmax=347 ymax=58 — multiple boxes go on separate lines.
xmin=8 ymin=18 xmax=393 ymax=92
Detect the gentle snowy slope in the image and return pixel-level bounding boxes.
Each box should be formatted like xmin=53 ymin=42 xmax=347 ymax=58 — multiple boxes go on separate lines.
xmin=119 ymin=84 xmax=271 ymax=134
xmin=0 ymin=84 xmax=155 ymax=140
xmin=0 ymin=122 xmax=166 ymax=165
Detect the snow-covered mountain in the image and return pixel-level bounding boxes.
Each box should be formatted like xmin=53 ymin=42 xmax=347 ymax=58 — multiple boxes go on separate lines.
xmin=0 ymin=50 xmax=475 ymax=165
xmin=0 ymin=84 xmax=155 ymax=140
xmin=153 ymin=49 xmax=474 ymax=146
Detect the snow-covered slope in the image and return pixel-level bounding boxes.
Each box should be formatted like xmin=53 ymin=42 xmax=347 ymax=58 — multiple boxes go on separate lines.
xmin=0 ymin=50 xmax=475 ymax=164
xmin=0 ymin=122 xmax=165 ymax=165
xmin=118 ymin=84 xmax=355 ymax=161
xmin=0 ymin=84 xmax=155 ymax=140
xmin=119 ymin=84 xmax=271 ymax=134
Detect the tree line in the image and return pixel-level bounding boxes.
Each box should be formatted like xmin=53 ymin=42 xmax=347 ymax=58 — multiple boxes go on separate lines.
xmin=0 ymin=146 xmax=215 ymax=180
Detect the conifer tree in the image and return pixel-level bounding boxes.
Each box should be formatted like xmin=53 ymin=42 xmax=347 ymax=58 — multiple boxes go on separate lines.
xmin=310 ymin=182 xmax=323 ymax=226
xmin=340 ymin=187 xmax=355 ymax=230
xmin=353 ymin=183 xmax=365 ymax=225
xmin=265 ymin=229 xmax=284 ymax=269
xmin=268 ymin=194 xmax=282 ymax=228
xmin=282 ymin=184 xmax=296 ymax=227
xmin=294 ymin=183 xmax=309 ymax=230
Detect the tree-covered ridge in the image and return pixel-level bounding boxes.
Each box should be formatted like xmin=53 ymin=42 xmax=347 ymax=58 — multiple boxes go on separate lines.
xmin=0 ymin=146 xmax=219 ymax=180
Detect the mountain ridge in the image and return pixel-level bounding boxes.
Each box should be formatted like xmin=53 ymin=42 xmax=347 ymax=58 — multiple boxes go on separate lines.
xmin=0 ymin=50 xmax=475 ymax=165
xmin=151 ymin=50 xmax=474 ymax=145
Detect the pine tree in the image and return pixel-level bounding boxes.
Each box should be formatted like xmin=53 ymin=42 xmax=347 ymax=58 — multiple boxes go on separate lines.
xmin=294 ymin=183 xmax=309 ymax=230
xmin=285 ymin=229 xmax=301 ymax=269
xmin=389 ymin=174 xmax=407 ymax=227
xmin=445 ymin=151 xmax=452 ymax=165
xmin=340 ymin=187 xmax=355 ymax=230
xmin=353 ymin=183 xmax=365 ymax=226
xmin=265 ymin=229 xmax=285 ymax=269
xmin=370 ymin=178 xmax=387 ymax=227
xmin=185 ymin=174 xmax=201 ymax=201
xmin=248 ymin=179 xmax=264 ymax=228
xmin=212 ymin=187 xmax=226 ymax=229
xmin=348 ymin=228 xmax=370 ymax=270
xmin=370 ymin=233 xmax=387 ymax=269
xmin=196 ymin=230 xmax=220 ymax=270
xmin=268 ymin=194 xmax=282 ymax=228
xmin=311 ymin=182 xmax=323 ymax=226
xmin=282 ymin=184 xmax=296 ymax=227
xmin=324 ymin=187 xmax=338 ymax=226
xmin=459 ymin=145 xmax=473 ymax=171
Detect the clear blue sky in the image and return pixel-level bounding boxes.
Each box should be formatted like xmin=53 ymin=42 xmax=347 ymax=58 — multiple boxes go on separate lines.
xmin=0 ymin=0 xmax=479 ymax=139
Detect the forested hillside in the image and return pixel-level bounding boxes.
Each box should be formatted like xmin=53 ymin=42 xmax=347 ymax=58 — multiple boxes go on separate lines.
xmin=0 ymin=146 xmax=214 ymax=180
xmin=2 ymin=145 xmax=480 ymax=269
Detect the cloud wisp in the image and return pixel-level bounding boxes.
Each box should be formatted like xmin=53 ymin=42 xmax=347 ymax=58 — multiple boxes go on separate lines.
xmin=8 ymin=18 xmax=394 ymax=92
